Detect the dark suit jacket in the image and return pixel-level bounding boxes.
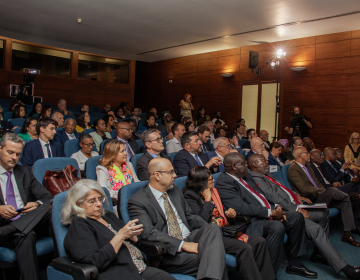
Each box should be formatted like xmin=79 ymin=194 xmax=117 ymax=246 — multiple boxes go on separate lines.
xmin=215 ymin=172 xmax=274 ymax=236
xmin=22 ymin=139 xmax=65 ymax=168
xmin=208 ymin=151 xmax=225 ymax=172
xmin=320 ymin=160 xmax=350 ymax=184
xmin=268 ymin=153 xmax=282 ymax=168
xmin=105 ymin=137 xmax=140 ymax=155
xmin=287 ymin=162 xmax=325 ymax=195
xmin=173 ymin=149 xmax=212 ymax=177
xmin=245 ymin=150 xmax=255 ymax=161
xmin=54 ymin=129 xmax=81 ymax=147
xmin=64 ymin=212 xmax=143 ymax=280
xmin=201 ymin=142 xmax=211 ymax=152
xmin=128 ymin=184 xmax=208 ymax=256
xmin=137 ymin=151 xmax=172 ymax=181
xmin=0 ymin=165 xmax=53 ymax=233
xmin=242 ymin=140 xmax=251 ymax=149
xmin=309 ymin=162 xmax=332 ymax=188
xmin=183 ymin=190 xmax=215 ymax=223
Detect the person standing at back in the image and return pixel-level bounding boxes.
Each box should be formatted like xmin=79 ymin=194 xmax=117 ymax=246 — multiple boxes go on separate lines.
xmin=180 ymin=93 xmax=194 ymax=121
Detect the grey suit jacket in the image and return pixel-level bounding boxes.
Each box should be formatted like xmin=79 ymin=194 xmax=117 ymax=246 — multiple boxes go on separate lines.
xmin=136 ymin=152 xmax=172 ymax=181
xmin=248 ymin=170 xmax=298 ymax=212
xmin=128 ymin=184 xmax=207 ymax=256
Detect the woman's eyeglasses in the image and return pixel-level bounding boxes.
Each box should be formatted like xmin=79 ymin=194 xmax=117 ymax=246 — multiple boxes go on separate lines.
xmin=81 ymin=142 xmax=95 ymax=147
xmin=87 ymin=197 xmax=105 ymax=205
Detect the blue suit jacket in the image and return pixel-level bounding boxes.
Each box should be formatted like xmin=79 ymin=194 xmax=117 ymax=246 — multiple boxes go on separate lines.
xmin=22 ymin=139 xmax=65 ymax=168
xmin=208 ymin=151 xmax=224 ymax=172
xmin=245 ymin=150 xmax=255 ymax=161
xmin=54 ymin=129 xmax=81 ymax=147
xmin=173 ymin=149 xmax=211 ymax=177
xmin=320 ymin=160 xmax=350 ymax=184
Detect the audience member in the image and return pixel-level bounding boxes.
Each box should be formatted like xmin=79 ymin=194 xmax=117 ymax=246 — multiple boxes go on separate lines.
xmin=40 ymin=105 xmax=52 ymax=119
xmin=212 ymin=111 xmax=226 ymax=127
xmin=100 ymin=103 xmax=111 ymax=114
xmin=115 ymin=106 xmax=126 ymax=121
xmin=335 ymin=148 xmax=345 ymax=164
xmin=165 ymin=121 xmax=175 ymax=140
xmin=245 ymin=137 xmax=269 ymax=161
xmin=103 ymin=114 xmax=116 ymax=133
xmin=208 ymin=137 xmax=237 ymax=172
xmin=278 ymin=139 xmax=291 ymax=162
xmin=287 ymin=136 xmax=303 ymax=161
xmin=287 ymin=146 xmax=360 ymax=246
xmin=80 ymin=104 xmax=89 ymax=112
xmin=142 ymin=113 xmax=156 ymax=129
xmin=105 ymin=122 xmax=140 ymax=161
xmin=12 ymin=105 xmax=26 ymax=119
xmin=158 ymin=112 xmax=172 ymax=131
xmin=248 ymin=153 xmax=360 ymax=279
xmin=120 ymin=102 xmax=131 ymax=115
xmin=51 ymin=111 xmax=64 ymax=128
xmin=137 ymin=128 xmax=172 ymax=181
xmin=216 ymin=153 xmax=311 ymax=275
xmin=268 ymin=141 xmax=288 ymax=167
xmin=242 ymin=128 xmax=257 ymax=149
xmin=181 ymin=116 xmax=191 ymax=124
xmin=259 ymin=130 xmax=270 ymax=150
xmin=303 ymin=137 xmax=315 ymax=152
xmin=128 ymin=158 xmax=227 ymax=279
xmin=8 ymin=101 xmax=18 ymax=112
xmin=28 ymin=102 xmax=42 ymax=117
xmin=107 ymin=109 xmax=116 ymax=119
xmin=90 ymin=119 xmax=111 ymax=152
xmin=55 ymin=99 xmax=73 ymax=116
xmin=184 ymin=166 xmax=276 ymax=280
xmin=166 ymin=123 xmax=185 ymax=154
xmin=149 ymin=108 xmax=158 ymax=119
xmin=19 ymin=117 xmax=38 ymax=141
xmin=344 ymin=132 xmax=360 ymax=173
xmin=173 ymin=132 xmax=221 ymax=177
xmin=54 ymin=118 xmax=80 ymax=146
xmin=0 ymin=106 xmax=14 ymax=131
xmin=236 ymin=123 xmax=247 ymax=140
xmin=0 ymin=105 xmax=3 ymax=121
xmin=195 ymin=107 xmax=210 ymax=126
xmin=76 ymin=111 xmax=92 ymax=133
xmin=0 ymin=133 xmax=53 ymax=280
xmin=70 ymin=134 xmax=98 ymax=171
xmin=227 ymin=131 xmax=242 ymax=152
xmin=122 ymin=119 xmax=140 ymax=140
xmin=131 ymin=107 xmax=142 ymax=125
xmin=97 ymin=139 xmax=139 ymax=199
xmin=216 ymin=126 xmax=226 ymax=137
xmin=62 ymin=180 xmax=172 ymax=280
xmin=185 ymin=121 xmax=195 ymax=132
xmin=204 ymin=120 xmax=218 ymax=144
xmin=214 ymin=120 xmax=222 ymax=131
xmin=197 ymin=125 xmax=211 ymax=152
xmin=22 ymin=118 xmax=65 ymax=168
xmin=180 ymin=93 xmax=194 ymax=121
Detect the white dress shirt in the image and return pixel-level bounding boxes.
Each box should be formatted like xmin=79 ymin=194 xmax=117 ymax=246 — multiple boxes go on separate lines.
xmin=65 ymin=131 xmax=76 ymax=140
xmin=166 ymin=137 xmax=183 ymax=154
xmin=0 ymin=166 xmax=24 ymax=209
xmin=149 ymin=184 xmax=190 ymax=251
xmin=39 ymin=138 xmax=52 ymax=158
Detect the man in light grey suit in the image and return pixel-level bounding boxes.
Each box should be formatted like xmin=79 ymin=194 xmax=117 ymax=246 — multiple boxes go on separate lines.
xmin=248 ymin=153 xmax=360 ymax=279
xmin=128 ymin=158 xmax=227 ymax=280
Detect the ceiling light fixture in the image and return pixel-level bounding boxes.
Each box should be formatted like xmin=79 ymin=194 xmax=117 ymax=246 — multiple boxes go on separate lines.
xmin=77 ymin=19 xmax=82 ymax=24
xmin=221 ymin=73 xmax=233 ymax=78
xmin=290 ymin=66 xmax=306 ymax=71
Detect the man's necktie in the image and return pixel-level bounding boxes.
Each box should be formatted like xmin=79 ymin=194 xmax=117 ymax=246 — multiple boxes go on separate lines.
xmin=239 ymin=179 xmax=272 ymax=210
xmin=302 ymin=166 xmax=318 ymax=188
xmin=202 ymin=143 xmax=207 ymax=151
xmin=4 ymin=171 xmax=20 ymax=220
xmin=316 ymin=166 xmax=330 ymax=185
xmin=195 ymin=154 xmax=202 ymax=166
xmin=265 ymin=175 xmax=300 ymax=204
xmin=45 ymin=143 xmax=52 ymax=158
xmin=161 ymin=193 xmax=183 ymax=240
xmin=124 ymin=141 xmax=134 ymax=158
xmin=69 ymin=134 xmax=76 ymax=139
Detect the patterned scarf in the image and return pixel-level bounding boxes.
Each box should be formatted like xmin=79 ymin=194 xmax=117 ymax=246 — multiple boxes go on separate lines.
xmin=107 ymin=163 xmax=134 ymax=191
xmin=211 ymin=188 xmax=230 ymax=227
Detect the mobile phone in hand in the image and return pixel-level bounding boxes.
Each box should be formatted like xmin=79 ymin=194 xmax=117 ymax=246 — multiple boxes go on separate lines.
xmin=16 ymin=208 xmax=25 ymax=213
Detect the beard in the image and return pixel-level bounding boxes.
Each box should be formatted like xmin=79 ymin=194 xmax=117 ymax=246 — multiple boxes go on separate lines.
xmin=167 ymin=184 xmax=174 ymax=191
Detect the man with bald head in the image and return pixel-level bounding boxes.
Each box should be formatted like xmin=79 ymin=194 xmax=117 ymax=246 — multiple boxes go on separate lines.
xmin=288 ymin=146 xmax=360 ymax=246
xmin=208 ymin=137 xmax=238 ymax=172
xmin=248 ymin=153 xmax=360 ymax=278
xmin=128 ymin=158 xmax=228 ymax=280
xmin=216 ymin=153 xmax=312 ymax=276
xmin=259 ymin=130 xmax=270 ymax=150
xmin=245 ymin=136 xmax=269 ymax=161
xmin=51 ymin=112 xmax=64 ymax=128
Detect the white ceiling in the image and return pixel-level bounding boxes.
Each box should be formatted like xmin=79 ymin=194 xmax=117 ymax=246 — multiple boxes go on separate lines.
xmin=0 ymin=0 xmax=360 ymax=62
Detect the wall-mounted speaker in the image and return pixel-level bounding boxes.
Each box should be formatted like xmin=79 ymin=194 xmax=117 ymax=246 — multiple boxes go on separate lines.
xmin=249 ymin=51 xmax=259 ymax=69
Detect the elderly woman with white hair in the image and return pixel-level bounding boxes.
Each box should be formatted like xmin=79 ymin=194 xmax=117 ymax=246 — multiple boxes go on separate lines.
xmin=62 ymin=180 xmax=176 ymax=280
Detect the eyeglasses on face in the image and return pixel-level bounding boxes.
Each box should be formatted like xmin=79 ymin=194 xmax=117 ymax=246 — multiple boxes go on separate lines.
xmin=86 ymin=197 xmax=105 ymax=205
xmin=153 ymin=170 xmax=175 ymax=176
xmin=219 ymin=144 xmax=231 ymax=149
xmin=120 ymin=127 xmax=133 ymax=132
xmin=148 ymin=137 xmax=163 ymax=143
xmin=81 ymin=142 xmax=95 ymax=147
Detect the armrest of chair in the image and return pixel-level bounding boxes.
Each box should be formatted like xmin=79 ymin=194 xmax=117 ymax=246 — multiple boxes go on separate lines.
xmin=139 ymin=240 xmax=168 ymax=257
xmin=50 ymin=257 xmax=99 ymax=280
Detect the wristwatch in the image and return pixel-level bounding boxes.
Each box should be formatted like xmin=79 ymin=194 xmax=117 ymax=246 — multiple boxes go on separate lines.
xmin=35 ymin=201 xmax=41 ymax=207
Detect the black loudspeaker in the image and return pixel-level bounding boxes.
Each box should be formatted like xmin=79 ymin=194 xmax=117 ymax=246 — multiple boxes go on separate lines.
xmin=249 ymin=51 xmax=259 ymax=69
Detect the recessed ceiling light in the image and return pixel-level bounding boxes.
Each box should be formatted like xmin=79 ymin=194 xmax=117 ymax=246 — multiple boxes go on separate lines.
xmin=77 ymin=19 xmax=82 ymax=23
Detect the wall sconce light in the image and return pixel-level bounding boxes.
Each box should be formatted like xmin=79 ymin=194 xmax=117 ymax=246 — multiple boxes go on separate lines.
xmin=221 ymin=73 xmax=233 ymax=78
xmin=290 ymin=67 xmax=306 ymax=72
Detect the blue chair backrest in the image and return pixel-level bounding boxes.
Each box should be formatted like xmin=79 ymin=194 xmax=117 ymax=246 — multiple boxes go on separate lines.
xmin=138 ymin=119 xmax=144 ymax=128
xmin=82 ymin=128 xmax=94 ymax=134
xmin=130 ymin=153 xmax=144 ymax=176
xmin=136 ymin=130 xmax=145 ymax=136
xmin=99 ymin=140 xmax=107 ymax=155
xmin=281 ymin=163 xmax=292 ymax=190
xmin=174 ymin=176 xmax=187 ymax=190
xmin=240 ymin=150 xmax=247 ymax=158
xmin=9 ymin=118 xmax=25 ymax=127
xmin=89 ymin=116 xmax=97 ymax=125
xmin=13 ymin=127 xmax=21 ymax=134
xmin=25 ymin=104 xmax=33 ymax=112
xmin=141 ymin=113 xmax=147 ymax=119
xmin=32 ymin=113 xmax=39 ymax=118
xmin=156 ymin=119 xmax=162 ymax=126
xmin=33 ymin=158 xmax=80 ymax=184
xmin=111 ymin=129 xmax=117 ymax=138
xmin=89 ymin=106 xmax=100 ymax=112
xmin=239 ymin=139 xmax=247 ymax=148
xmin=161 ymin=130 xmax=167 ymax=138
xmin=269 ymin=165 xmax=285 ymax=185
xmin=92 ymin=113 xmax=105 ymax=119
xmin=207 ymin=139 xmax=214 ymax=151
xmin=3 ymin=112 xmax=12 ymax=121
xmin=64 ymin=115 xmax=76 ymax=121
xmin=85 ymin=155 xmax=103 ymax=180
xmin=52 ymin=187 xmax=113 ymax=257
xmin=135 ymin=139 xmax=143 ymax=150
xmin=213 ymin=172 xmax=221 ymax=184
xmin=42 ymin=102 xmax=52 ymax=107
xmin=55 ymin=128 xmax=63 ymax=132
xmin=168 ymin=152 xmax=177 ymax=162
xmin=120 ymin=181 xmax=149 ymax=223
xmin=64 ymin=139 xmax=97 ymax=157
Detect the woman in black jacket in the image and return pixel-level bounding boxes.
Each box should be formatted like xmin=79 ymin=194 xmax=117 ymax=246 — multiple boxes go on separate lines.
xmin=183 ymin=167 xmax=275 ymax=280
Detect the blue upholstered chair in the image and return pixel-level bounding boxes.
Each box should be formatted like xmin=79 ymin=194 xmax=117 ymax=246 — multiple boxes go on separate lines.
xmin=268 ymin=165 xmax=285 ymax=185
xmin=55 ymin=128 xmax=63 ymax=132
xmin=3 ymin=112 xmax=12 ymax=121
xmin=238 ymin=139 xmax=247 ymax=148
xmin=111 ymin=129 xmax=117 ymax=138
xmin=130 ymin=153 xmax=144 ymax=177
xmin=161 ymin=129 xmax=167 ymax=138
xmin=84 ymin=155 xmax=103 ymax=180
xmin=91 ymin=112 xmax=105 ymax=119
xmin=240 ymin=150 xmax=247 ymax=158
xmin=63 ymin=115 xmax=76 ymax=121
xmin=63 ymin=139 xmax=97 ymax=158
xmin=82 ymin=128 xmax=94 ymax=134
xmin=138 ymin=119 xmax=144 ymax=128
xmin=9 ymin=118 xmax=25 ymax=128
xmin=135 ymin=139 xmax=143 ymax=150
xmin=141 ymin=113 xmax=147 ymax=119
xmin=136 ymin=129 xmax=145 ymax=135
xmin=168 ymin=152 xmax=177 ymax=162
xmin=13 ymin=127 xmax=21 ymax=134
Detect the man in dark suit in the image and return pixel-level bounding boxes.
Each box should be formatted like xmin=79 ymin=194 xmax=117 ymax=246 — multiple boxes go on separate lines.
xmin=248 ymin=153 xmax=360 ymax=279
xmin=208 ymin=137 xmax=238 ymax=172
xmin=54 ymin=118 xmax=81 ymax=147
xmin=104 ymin=121 xmax=140 ymax=160
xmin=288 ymin=146 xmax=360 ymax=246
xmin=173 ymin=132 xmax=222 ymax=177
xmin=128 ymin=158 xmax=228 ymax=279
xmin=242 ymin=129 xmax=257 ymax=149
xmin=137 ymin=128 xmax=172 ymax=181
xmin=215 ymin=152 xmax=312 ymax=276
xmin=22 ymin=118 xmax=65 ymax=169
xmin=0 ymin=133 xmax=53 ymax=280
xmin=197 ymin=125 xmax=211 ymax=152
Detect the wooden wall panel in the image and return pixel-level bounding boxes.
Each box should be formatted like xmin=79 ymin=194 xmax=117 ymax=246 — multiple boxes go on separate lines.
xmin=316 ymin=40 xmax=351 ymax=60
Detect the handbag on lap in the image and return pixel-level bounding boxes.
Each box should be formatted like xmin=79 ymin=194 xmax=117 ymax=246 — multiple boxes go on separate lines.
xmin=43 ymin=165 xmax=80 ymax=196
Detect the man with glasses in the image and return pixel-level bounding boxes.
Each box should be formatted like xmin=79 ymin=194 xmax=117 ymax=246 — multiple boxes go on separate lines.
xmin=216 ymin=152 xmax=311 ymax=276
xmin=288 ymin=146 xmax=360 ymax=247
xmin=128 ymin=158 xmax=228 ymax=279
xmin=105 ymin=121 xmax=139 ymax=161
xmin=208 ymin=137 xmax=238 ymax=172
xmin=173 ymin=132 xmax=222 ymax=177
xmin=70 ymin=134 xmax=98 ymax=172
xmin=245 ymin=137 xmax=269 ymax=161
xmin=137 ymin=128 xmax=172 ymax=180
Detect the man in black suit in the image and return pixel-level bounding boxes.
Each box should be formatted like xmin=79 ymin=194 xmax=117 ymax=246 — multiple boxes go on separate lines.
xmin=173 ymin=132 xmax=222 ymax=177
xmin=137 ymin=128 xmax=172 ymax=181
xmin=216 ymin=152 xmax=314 ymax=277
xmin=104 ymin=121 xmax=140 ymax=160
xmin=0 ymin=133 xmax=53 ymax=280
xmin=248 ymin=153 xmax=360 ymax=279
xmin=197 ymin=125 xmax=211 ymax=152
xmin=241 ymin=128 xmax=257 ymax=149
xmin=54 ymin=118 xmax=81 ymax=146
xmin=128 ymin=158 xmax=228 ymax=279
